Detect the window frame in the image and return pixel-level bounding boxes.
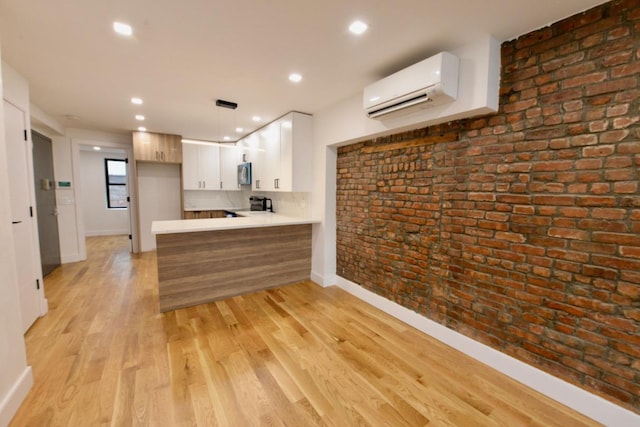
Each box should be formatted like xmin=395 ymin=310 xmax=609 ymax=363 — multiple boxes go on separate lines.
xmin=104 ymin=158 xmax=128 ymax=209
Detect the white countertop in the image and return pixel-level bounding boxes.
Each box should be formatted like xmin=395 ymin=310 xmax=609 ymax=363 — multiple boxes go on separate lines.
xmin=152 ymin=211 xmax=320 ymax=234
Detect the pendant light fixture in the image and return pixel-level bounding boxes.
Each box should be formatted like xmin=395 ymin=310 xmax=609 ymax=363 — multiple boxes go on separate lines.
xmin=215 ymin=98 xmax=238 ymax=143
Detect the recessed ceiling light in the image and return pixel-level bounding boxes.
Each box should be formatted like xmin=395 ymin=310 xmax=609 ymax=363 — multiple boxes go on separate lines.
xmin=252 ymin=116 xmax=261 ymax=122
xmin=138 ymin=126 xmax=147 ymax=132
xmin=93 ymin=146 xmax=101 ymax=151
xmin=235 ymin=127 xmax=244 ymax=133
xmin=135 ymin=114 xmax=145 ymax=121
xmin=131 ymin=97 xmax=143 ymax=105
xmin=113 ymin=22 xmax=133 ymax=36
xmin=223 ymin=136 xmax=231 ymax=141
xmin=349 ymin=20 xmax=368 ymax=35
xmin=289 ymin=73 xmax=302 ymax=83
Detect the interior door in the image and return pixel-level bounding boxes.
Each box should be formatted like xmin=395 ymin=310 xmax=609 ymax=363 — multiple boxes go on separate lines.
xmin=4 ymin=100 xmax=41 ymax=332
xmin=32 ymin=130 xmax=61 ymax=276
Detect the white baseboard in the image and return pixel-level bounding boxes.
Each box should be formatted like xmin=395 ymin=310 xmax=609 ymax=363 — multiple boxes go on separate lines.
xmin=60 ymin=253 xmax=85 ymax=264
xmin=334 ymin=276 xmax=640 ymax=427
xmin=310 ymin=270 xmax=333 ymax=288
xmin=0 ymin=367 xmax=33 ymax=427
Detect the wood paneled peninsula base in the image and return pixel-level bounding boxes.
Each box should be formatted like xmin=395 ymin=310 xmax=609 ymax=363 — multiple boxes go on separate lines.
xmin=153 ymin=214 xmax=316 ymax=312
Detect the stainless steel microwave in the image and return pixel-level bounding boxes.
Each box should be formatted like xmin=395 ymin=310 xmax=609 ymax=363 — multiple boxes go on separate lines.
xmin=237 ymin=162 xmax=252 ymax=185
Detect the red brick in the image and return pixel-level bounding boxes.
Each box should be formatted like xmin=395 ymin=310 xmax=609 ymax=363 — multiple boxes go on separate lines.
xmin=586 ymin=77 xmax=637 ymax=96
xmin=582 ymin=144 xmax=615 ymax=157
xmin=548 ymin=227 xmax=587 ymax=240
xmin=617 ymin=141 xmax=640 ymax=154
xmin=620 ymin=246 xmax=640 ymax=258
xmin=613 ymin=116 xmax=640 ymax=129
xmin=570 ymin=134 xmax=599 ymax=146
xmin=600 ymin=130 xmax=630 ymax=143
xmin=591 ymin=208 xmax=627 ymax=220
xmin=563 ymin=71 xmax=608 ymax=88
xmin=614 ymin=181 xmax=638 ymax=194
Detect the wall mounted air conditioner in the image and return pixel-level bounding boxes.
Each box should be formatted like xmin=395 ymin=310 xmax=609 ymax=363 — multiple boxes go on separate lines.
xmin=363 ymin=52 xmax=460 ymax=119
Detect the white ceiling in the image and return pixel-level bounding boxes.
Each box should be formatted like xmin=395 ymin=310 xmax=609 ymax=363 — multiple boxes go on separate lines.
xmin=0 ymin=0 xmax=608 ymax=142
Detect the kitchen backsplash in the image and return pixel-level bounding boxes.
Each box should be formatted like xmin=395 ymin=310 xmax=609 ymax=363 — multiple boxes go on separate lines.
xmin=183 ymin=190 xmax=245 ymax=210
xmin=251 ymin=191 xmax=310 ymax=217
xmin=184 ymin=189 xmax=310 ymax=217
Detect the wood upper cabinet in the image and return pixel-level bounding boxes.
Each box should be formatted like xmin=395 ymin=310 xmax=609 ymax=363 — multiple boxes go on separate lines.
xmin=132 ymin=131 xmax=182 ymax=163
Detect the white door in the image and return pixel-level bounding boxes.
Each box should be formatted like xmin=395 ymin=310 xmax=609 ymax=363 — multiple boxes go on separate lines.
xmin=4 ymin=100 xmax=40 ymax=332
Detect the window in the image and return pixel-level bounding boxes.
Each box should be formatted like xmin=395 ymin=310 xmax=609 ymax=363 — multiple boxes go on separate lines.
xmin=105 ymin=158 xmax=128 ymax=208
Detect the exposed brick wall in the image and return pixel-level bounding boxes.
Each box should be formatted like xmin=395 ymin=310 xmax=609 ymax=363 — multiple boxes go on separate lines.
xmin=336 ymin=0 xmax=640 ymax=413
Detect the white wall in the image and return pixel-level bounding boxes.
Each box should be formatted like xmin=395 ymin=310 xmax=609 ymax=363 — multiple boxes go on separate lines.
xmin=79 ymin=150 xmax=129 ymax=236
xmin=311 ymin=35 xmax=501 ymax=286
xmin=137 ymin=162 xmax=181 ymax=252
xmin=0 ymin=52 xmax=33 ymax=427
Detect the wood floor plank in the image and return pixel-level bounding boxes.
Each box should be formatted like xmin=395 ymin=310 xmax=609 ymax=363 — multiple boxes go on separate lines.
xmin=9 ymin=235 xmax=601 ymax=427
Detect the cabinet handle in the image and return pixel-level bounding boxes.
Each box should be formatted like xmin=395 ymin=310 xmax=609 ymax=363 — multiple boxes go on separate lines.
xmin=220 ymin=181 xmax=223 ymax=189
xmin=162 ymin=152 xmax=165 ymax=161
xmin=274 ymin=178 xmax=279 ymax=189
xmin=203 ymin=180 xmax=206 ymax=189
xmin=256 ymin=179 xmax=260 ymax=189
xmin=155 ymin=151 xmax=159 ymax=160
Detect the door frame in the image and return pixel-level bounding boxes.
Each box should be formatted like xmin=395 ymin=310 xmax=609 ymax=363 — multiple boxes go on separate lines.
xmin=70 ymin=137 xmax=138 ymax=258
xmin=31 ymin=130 xmax=62 ymax=276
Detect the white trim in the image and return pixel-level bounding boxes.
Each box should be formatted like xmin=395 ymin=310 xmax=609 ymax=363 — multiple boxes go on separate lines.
xmin=60 ymin=253 xmax=84 ymax=264
xmin=0 ymin=367 xmax=33 ymax=427
xmin=334 ymin=276 xmax=640 ymax=427
xmin=85 ymin=229 xmax=130 ymax=237
xmin=310 ymin=270 xmax=333 ymax=288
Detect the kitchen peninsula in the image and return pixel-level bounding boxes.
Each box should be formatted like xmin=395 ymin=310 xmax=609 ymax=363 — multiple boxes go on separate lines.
xmin=152 ymin=212 xmax=319 ymax=312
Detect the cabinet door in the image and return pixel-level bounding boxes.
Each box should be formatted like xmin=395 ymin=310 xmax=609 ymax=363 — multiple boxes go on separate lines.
xmin=258 ymin=122 xmax=280 ymax=191
xmin=158 ymin=134 xmax=183 ymax=163
xmin=198 ymin=144 xmax=220 ymax=189
xmin=133 ymin=131 xmax=182 ymax=163
xmin=243 ymin=133 xmax=263 ymax=190
xmin=182 ymin=143 xmax=201 ymax=190
xmin=276 ymin=116 xmax=293 ymax=191
xmin=220 ymin=145 xmax=240 ymax=190
xmin=133 ymin=131 xmax=155 ymax=161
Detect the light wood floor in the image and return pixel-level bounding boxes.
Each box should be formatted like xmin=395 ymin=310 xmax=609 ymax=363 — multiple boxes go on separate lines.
xmin=10 ymin=235 xmax=600 ymax=426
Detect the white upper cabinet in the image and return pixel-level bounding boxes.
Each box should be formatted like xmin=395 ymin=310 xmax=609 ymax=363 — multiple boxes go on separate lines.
xmin=182 ymin=143 xmax=220 ymax=190
xmin=255 ymin=121 xmax=280 ymax=191
xmin=270 ymin=112 xmax=312 ymax=192
xmin=237 ymin=111 xmax=312 ymax=193
xmin=219 ymin=145 xmax=240 ymax=190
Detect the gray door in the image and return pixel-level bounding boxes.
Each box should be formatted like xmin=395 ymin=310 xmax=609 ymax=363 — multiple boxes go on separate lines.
xmin=32 ymin=130 xmax=61 ymax=276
